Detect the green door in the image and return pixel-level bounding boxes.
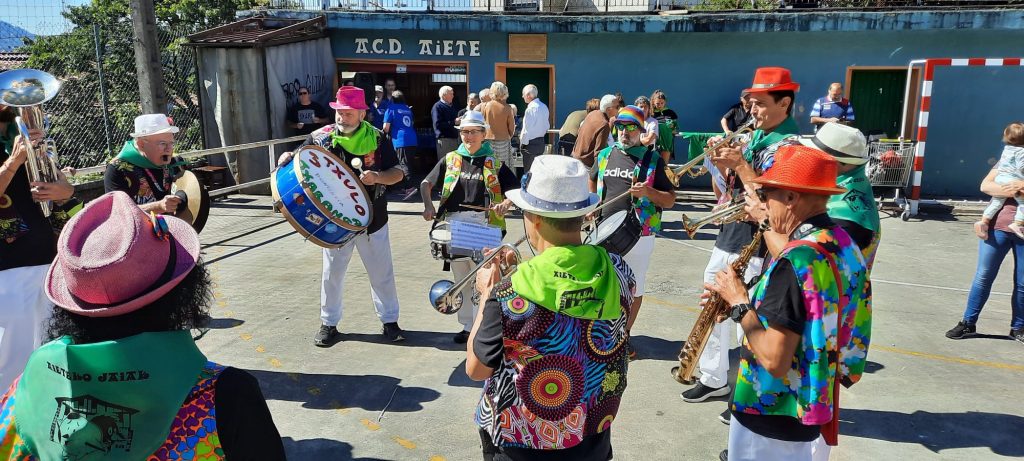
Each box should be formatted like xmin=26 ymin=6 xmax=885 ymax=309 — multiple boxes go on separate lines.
xmin=848 ymin=70 xmax=907 ymax=139
xmin=505 ymin=67 xmax=551 ymax=122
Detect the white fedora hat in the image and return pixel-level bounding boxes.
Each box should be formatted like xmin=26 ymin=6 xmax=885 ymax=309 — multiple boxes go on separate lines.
xmin=456 ymin=110 xmax=489 ymax=130
xmin=798 ymin=122 xmax=868 ymax=165
xmin=131 ymin=113 xmax=179 ymax=138
xmin=506 ymin=155 xmax=600 ymax=218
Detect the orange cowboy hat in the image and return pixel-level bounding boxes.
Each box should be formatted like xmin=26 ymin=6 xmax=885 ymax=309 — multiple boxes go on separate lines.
xmin=750 ymin=145 xmax=845 ymax=195
xmin=744 ymin=67 xmax=801 ymax=94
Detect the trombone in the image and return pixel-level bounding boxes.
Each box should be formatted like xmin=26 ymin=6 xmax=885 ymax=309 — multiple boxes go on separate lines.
xmin=680 ymin=199 xmax=749 ymax=239
xmin=428 ymin=235 xmax=529 ymax=314
xmin=668 ymin=118 xmax=755 ymax=187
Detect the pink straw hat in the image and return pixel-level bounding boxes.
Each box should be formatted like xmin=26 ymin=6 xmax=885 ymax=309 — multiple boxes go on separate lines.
xmin=46 ymin=191 xmax=201 ymax=317
xmin=329 ymin=86 xmax=370 ymax=110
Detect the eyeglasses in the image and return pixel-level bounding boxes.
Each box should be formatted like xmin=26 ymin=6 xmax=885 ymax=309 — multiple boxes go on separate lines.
xmin=614 ymin=123 xmax=640 ymax=132
xmin=145 ymin=140 xmax=175 ymax=150
xmin=460 ymin=129 xmax=484 ymax=136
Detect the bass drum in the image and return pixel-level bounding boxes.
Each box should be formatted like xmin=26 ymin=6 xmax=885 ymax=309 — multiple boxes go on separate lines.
xmin=583 ymin=210 xmax=642 ymax=256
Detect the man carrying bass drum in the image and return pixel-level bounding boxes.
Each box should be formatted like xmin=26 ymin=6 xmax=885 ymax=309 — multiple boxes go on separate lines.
xmin=589 ymin=105 xmax=675 ymax=360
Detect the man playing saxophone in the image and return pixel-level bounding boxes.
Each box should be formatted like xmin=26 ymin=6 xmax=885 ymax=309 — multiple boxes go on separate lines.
xmin=0 ymin=103 xmax=77 ymax=390
xmin=467 ymin=155 xmax=635 ymax=461
xmin=706 ymin=146 xmax=869 ymax=461
xmin=680 ymin=67 xmax=801 ymax=406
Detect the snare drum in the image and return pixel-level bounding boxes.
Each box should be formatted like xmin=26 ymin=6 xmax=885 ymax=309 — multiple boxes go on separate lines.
xmin=272 ymin=145 xmax=373 ymax=248
xmin=429 ymin=222 xmax=453 ymax=261
xmin=583 ymin=210 xmax=642 ymax=256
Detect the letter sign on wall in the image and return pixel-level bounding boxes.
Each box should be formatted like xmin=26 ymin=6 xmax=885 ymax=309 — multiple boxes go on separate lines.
xmin=354 ymin=38 xmax=481 ymax=57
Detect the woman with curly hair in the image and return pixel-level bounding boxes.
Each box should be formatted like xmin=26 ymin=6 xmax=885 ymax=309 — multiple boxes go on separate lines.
xmin=0 ymin=191 xmax=285 ymax=460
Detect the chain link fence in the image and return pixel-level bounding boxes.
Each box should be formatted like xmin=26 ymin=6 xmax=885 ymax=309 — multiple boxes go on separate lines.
xmin=2 ymin=18 xmax=204 ymax=172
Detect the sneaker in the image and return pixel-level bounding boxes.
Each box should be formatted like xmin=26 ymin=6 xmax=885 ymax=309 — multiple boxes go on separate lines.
xmin=680 ymin=382 xmax=731 ymax=403
xmin=945 ymin=321 xmax=976 ymax=339
xmin=1010 ymin=222 xmax=1024 ymax=239
xmin=314 ymin=324 xmax=341 ymax=347
xmin=1010 ymin=328 xmax=1024 ymax=343
xmin=453 ymin=330 xmax=470 ymax=344
xmin=719 ymin=449 xmax=728 ymax=461
xmin=718 ymin=408 xmax=731 ymax=425
xmin=974 ymin=220 xmax=989 ymax=239
xmin=382 ymin=322 xmax=406 ymax=342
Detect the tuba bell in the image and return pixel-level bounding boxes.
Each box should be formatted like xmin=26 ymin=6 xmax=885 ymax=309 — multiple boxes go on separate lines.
xmin=0 ymin=69 xmax=63 ymax=217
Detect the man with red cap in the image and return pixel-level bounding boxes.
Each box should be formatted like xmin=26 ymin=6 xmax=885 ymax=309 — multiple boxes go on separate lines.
xmin=279 ymin=86 xmax=409 ymax=345
xmin=681 ymin=67 xmax=802 ymax=408
xmin=706 ymin=146 xmax=869 ymax=461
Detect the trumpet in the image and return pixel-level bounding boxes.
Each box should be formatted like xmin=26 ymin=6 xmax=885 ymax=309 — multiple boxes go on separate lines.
xmin=668 ymin=118 xmax=755 ymax=187
xmin=679 ymin=199 xmax=749 ymax=239
xmin=0 ymin=69 xmax=63 ymax=217
xmin=428 ymin=235 xmax=529 ymax=314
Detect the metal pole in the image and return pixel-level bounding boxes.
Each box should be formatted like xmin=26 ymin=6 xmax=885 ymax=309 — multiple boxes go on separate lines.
xmin=93 ymin=24 xmax=114 ymax=159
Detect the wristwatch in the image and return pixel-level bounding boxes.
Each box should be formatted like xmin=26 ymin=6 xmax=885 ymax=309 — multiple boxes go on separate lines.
xmin=729 ymin=303 xmax=752 ymax=323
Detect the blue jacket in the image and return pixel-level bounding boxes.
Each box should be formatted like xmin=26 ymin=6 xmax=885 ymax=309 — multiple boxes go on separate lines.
xmin=431 ymin=100 xmax=459 ymax=139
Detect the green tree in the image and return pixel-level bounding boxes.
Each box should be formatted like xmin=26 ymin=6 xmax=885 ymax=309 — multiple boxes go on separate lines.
xmin=19 ymin=0 xmax=265 ymax=168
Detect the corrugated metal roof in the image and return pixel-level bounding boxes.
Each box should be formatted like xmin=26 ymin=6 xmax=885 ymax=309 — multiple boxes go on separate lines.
xmin=186 ymin=16 xmax=326 ymax=48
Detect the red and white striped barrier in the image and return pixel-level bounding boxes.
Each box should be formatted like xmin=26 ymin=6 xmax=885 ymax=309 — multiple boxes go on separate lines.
xmin=901 ymin=57 xmax=1024 ymax=217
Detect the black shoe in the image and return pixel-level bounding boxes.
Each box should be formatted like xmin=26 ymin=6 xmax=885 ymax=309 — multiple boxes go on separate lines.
xmin=383 ymin=322 xmax=406 ymax=342
xmin=945 ymin=321 xmax=976 ymax=339
xmin=453 ymin=330 xmax=470 ymax=344
xmin=719 ymin=408 xmax=731 ymax=425
xmin=719 ymin=449 xmax=728 ymax=461
xmin=314 ymin=324 xmax=341 ymax=347
xmin=681 ymin=382 xmax=730 ymax=403
xmin=1010 ymin=328 xmax=1024 ymax=343
xmin=625 ymin=340 xmax=637 ymax=361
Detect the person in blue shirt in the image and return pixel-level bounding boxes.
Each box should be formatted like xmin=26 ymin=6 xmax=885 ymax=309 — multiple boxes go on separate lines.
xmin=384 ymin=90 xmax=419 ymax=199
xmin=809 ymin=83 xmax=855 ymax=133
xmin=371 ymin=85 xmax=391 ymax=130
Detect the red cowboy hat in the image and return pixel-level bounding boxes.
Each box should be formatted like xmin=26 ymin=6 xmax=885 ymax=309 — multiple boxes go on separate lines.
xmin=750 ymin=145 xmax=845 ymax=195
xmin=744 ymin=67 xmax=801 ymax=94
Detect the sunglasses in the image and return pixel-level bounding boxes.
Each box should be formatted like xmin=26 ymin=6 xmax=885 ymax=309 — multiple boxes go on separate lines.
xmin=614 ymin=123 xmax=640 ymax=132
xmin=755 ymin=188 xmax=772 ymax=202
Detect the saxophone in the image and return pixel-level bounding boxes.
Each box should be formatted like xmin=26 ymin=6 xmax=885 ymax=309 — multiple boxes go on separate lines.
xmin=672 ymin=220 xmax=769 ymax=385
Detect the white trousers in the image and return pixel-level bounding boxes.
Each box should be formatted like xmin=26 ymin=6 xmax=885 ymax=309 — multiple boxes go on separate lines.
xmin=321 ymin=224 xmax=401 ymax=326
xmin=450 ymin=257 xmax=477 ymax=331
xmin=622 ymin=235 xmax=656 ymax=297
xmin=728 ymin=415 xmax=830 ymax=461
xmin=0 ymin=265 xmax=51 ymax=391
xmin=698 ymin=246 xmax=764 ymax=388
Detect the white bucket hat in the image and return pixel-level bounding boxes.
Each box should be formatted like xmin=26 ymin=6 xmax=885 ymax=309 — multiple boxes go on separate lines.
xmin=131 ymin=113 xmax=179 ymax=138
xmin=798 ymin=122 xmax=868 ymax=165
xmin=456 ymin=110 xmax=489 ymax=130
xmin=506 ymin=155 xmax=600 ymax=218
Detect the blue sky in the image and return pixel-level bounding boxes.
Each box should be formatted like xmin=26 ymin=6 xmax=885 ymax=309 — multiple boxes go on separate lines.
xmin=0 ymin=0 xmax=91 ymax=36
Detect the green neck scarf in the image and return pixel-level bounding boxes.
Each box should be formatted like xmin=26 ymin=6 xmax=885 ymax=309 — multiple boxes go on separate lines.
xmin=15 ymin=331 xmax=207 ymax=460
xmin=828 ymin=165 xmax=881 ymax=232
xmin=613 ymin=142 xmax=648 ymax=159
xmin=116 ymin=140 xmax=160 ymax=169
xmin=456 ymin=141 xmax=494 ymax=158
xmin=511 ymin=245 xmax=622 ymax=320
xmin=330 ymin=121 xmax=379 ymax=155
xmin=745 ymin=117 xmax=799 ymax=162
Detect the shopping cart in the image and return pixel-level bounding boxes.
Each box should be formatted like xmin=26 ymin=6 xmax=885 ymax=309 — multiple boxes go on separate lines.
xmin=866 ymin=139 xmax=916 ymax=221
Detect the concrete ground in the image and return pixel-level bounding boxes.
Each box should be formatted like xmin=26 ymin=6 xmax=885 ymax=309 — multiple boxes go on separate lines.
xmin=195 ymin=194 xmax=1023 ymax=461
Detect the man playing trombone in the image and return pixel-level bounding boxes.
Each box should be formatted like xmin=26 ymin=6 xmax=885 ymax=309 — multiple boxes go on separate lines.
xmin=467 ymin=154 xmax=635 ymax=461
xmin=0 ymin=104 xmax=77 ymax=390
xmin=421 ymin=111 xmax=518 ymax=343
xmin=680 ymin=67 xmax=801 ymax=409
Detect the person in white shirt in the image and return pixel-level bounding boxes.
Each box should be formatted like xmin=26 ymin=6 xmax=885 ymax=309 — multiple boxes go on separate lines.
xmin=634 ymin=96 xmax=659 ymax=148
xmin=520 ymin=84 xmax=550 ymax=173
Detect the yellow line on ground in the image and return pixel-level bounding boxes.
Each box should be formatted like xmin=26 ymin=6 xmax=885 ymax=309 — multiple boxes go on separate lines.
xmin=645 ymin=296 xmax=1024 ymax=373
xmin=873 ymin=345 xmax=1024 ymax=372
xmin=393 ymin=436 xmax=416 ymax=449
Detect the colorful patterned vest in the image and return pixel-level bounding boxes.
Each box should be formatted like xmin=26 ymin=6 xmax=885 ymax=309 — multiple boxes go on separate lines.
xmin=475 ymin=254 xmax=634 ymax=450
xmin=732 ymin=224 xmax=870 ymax=425
xmin=595 ymin=146 xmax=661 ymax=235
xmin=440 ymin=151 xmax=506 ymax=229
xmin=0 ymin=362 xmax=226 ymax=461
